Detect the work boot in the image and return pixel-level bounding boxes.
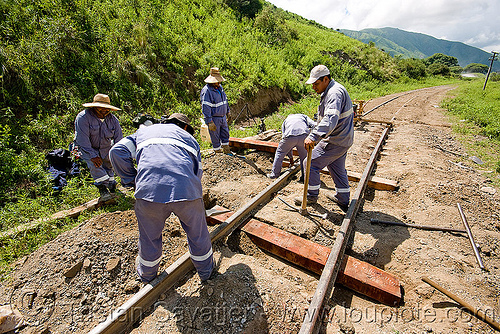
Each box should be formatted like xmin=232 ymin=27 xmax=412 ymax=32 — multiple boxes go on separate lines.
xmin=201 ymin=269 xmax=220 ymax=284
xmin=294 ymin=196 xmax=317 ymax=206
xmin=325 ymin=192 xmax=349 ymax=213
xmin=214 ymin=148 xmax=223 ymax=154
xmin=107 ymin=181 xmax=117 ymax=193
xmin=96 ymin=184 xmax=112 ymax=202
xmin=222 ymin=145 xmax=231 ymax=154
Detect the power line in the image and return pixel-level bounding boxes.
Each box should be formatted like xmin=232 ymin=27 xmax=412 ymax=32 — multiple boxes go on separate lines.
xmin=483 ymin=51 xmax=499 ymax=91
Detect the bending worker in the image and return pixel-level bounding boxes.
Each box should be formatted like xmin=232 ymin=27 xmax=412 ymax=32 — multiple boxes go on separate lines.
xmin=200 ymin=67 xmax=231 ymax=154
xmin=74 ymin=93 xmax=122 ymax=201
xmin=294 ymin=65 xmax=354 ymax=213
xmin=109 ymin=113 xmax=215 ymax=283
xmin=268 ymin=113 xmax=315 ymax=181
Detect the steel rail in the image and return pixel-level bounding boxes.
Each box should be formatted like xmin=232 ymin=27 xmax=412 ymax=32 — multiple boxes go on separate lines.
xmin=299 ymin=124 xmax=392 ymax=334
xmin=370 ymin=219 xmax=467 ymax=234
xmin=88 ymin=164 xmax=300 ymax=334
xmin=361 ymin=93 xmax=409 ymax=117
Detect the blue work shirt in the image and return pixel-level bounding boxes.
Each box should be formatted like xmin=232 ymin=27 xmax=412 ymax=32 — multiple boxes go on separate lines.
xmin=200 ymin=84 xmax=230 ymax=124
xmin=282 ymin=114 xmax=316 ymax=138
xmin=308 ymin=80 xmax=354 ymax=147
xmin=109 ymin=124 xmax=203 ymax=203
xmin=74 ymin=108 xmax=123 ymax=160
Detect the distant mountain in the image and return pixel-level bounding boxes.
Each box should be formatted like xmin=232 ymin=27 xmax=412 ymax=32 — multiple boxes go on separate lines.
xmin=340 ymin=27 xmax=499 ymax=71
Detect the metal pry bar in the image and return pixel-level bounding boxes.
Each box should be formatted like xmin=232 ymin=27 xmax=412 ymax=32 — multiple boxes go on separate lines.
xmin=278 ymin=197 xmax=327 ymax=220
xmin=456 ymin=203 xmax=485 ymax=270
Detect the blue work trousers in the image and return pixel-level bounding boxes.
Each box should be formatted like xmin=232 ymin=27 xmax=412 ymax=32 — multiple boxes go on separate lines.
xmin=209 ymin=116 xmax=230 ymax=150
xmin=305 ymin=141 xmax=350 ymax=205
xmin=134 ymin=198 xmax=214 ymax=282
xmin=270 ymin=134 xmax=308 ymax=179
xmin=84 ymin=157 xmax=115 ymax=186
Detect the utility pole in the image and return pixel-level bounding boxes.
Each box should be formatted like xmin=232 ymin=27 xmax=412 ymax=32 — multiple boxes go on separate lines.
xmin=483 ymin=51 xmax=498 ymax=90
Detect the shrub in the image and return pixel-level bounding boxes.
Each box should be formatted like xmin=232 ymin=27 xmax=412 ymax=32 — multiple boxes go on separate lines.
xmin=463 ymin=63 xmax=489 ymax=74
xmin=428 ymin=63 xmax=451 ymax=76
xmin=397 ymin=58 xmax=427 ymax=79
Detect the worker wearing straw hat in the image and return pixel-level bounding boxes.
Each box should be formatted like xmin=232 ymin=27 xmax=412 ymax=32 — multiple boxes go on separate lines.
xmin=200 ymin=67 xmax=231 ymax=154
xmin=74 ymin=93 xmax=123 ymax=202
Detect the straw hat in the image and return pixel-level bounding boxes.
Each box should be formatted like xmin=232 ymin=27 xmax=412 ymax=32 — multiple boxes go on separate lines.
xmin=204 ymin=67 xmax=225 ymax=83
xmin=168 ymin=113 xmax=191 ymax=125
xmin=167 ymin=113 xmax=194 ymax=135
xmin=82 ymin=93 xmax=121 ymax=111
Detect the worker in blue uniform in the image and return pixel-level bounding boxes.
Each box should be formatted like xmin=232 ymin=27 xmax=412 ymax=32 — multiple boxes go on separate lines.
xmin=294 ymin=65 xmax=354 ymax=213
xmin=109 ymin=113 xmax=215 ymax=283
xmin=200 ymin=67 xmax=231 ymax=154
xmin=74 ymin=93 xmax=123 ymax=201
xmin=268 ymin=113 xmax=316 ymax=181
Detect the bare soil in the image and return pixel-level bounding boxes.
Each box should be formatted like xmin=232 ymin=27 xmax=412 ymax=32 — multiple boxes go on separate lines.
xmin=2 ymin=85 xmax=500 ymax=334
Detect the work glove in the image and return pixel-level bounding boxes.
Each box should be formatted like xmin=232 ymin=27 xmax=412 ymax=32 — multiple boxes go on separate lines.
xmin=208 ymin=121 xmax=217 ymax=131
xmin=91 ymin=156 xmax=103 ymax=168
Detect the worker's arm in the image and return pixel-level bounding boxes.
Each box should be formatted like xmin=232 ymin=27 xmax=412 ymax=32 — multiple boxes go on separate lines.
xmin=200 ymin=86 xmax=213 ymax=124
xmin=111 ymin=115 xmax=123 ymax=144
xmin=307 ymin=93 xmax=342 ymax=144
xmin=74 ymin=113 xmax=99 ymax=161
xmin=109 ymin=134 xmax=137 ymax=188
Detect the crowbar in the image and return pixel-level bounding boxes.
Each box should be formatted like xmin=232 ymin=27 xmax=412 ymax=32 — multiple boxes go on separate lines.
xmin=277 ymin=146 xmax=327 ymax=220
xmin=299 ymin=146 xmax=313 ymax=215
xmin=422 ymin=277 xmax=499 ymax=331
xmin=278 ymin=197 xmax=327 ymax=220
xmin=457 ymin=203 xmax=485 ymax=270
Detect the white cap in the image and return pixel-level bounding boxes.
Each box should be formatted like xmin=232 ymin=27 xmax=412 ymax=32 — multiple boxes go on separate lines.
xmin=305 ymin=65 xmax=330 ymax=84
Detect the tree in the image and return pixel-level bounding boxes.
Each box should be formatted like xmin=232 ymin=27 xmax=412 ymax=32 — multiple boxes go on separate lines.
xmin=254 ymin=7 xmax=297 ymax=46
xmin=428 ymin=63 xmax=450 ymax=76
xmin=424 ymin=53 xmax=459 ymax=67
xmin=224 ymin=0 xmax=263 ymax=19
xmin=463 ymin=63 xmax=489 ymax=74
xmin=397 ymin=58 xmax=426 ymax=79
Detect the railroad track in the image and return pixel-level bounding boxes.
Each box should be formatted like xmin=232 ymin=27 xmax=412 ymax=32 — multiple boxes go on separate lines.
xmin=84 ymin=90 xmax=430 ymax=334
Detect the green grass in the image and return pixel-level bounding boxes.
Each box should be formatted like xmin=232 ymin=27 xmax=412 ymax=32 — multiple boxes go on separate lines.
xmin=442 ymin=79 xmax=500 ymax=186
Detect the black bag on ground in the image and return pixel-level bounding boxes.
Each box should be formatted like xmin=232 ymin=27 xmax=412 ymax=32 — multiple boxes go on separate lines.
xmin=46 ymin=148 xmax=81 ymax=191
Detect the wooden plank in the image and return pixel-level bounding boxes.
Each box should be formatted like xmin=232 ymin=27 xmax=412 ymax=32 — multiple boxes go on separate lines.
xmin=207 ymin=214 xmax=401 ymax=306
xmin=1 ymin=187 xmax=133 ymax=240
xmin=229 ymin=136 xmax=279 ymax=153
xmin=230 ymin=137 xmax=398 ymax=191
xmin=0 ymin=198 xmax=100 ymax=239
xmin=282 ymin=161 xmax=399 ymax=191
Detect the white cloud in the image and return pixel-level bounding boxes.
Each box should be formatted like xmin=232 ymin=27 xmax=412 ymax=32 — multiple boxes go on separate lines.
xmin=267 ymin=0 xmax=500 ymax=52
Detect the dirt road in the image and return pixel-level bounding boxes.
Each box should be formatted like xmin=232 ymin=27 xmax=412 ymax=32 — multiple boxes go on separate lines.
xmin=2 ymin=85 xmax=499 ymax=333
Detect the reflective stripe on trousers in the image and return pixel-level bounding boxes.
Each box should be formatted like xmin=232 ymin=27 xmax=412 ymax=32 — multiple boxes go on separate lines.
xmin=134 ymin=198 xmax=214 ymax=282
xmin=305 ymin=141 xmax=350 ymax=204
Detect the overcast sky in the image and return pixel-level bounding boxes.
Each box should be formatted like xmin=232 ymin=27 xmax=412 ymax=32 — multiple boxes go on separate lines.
xmin=267 ymin=0 xmax=500 ymax=53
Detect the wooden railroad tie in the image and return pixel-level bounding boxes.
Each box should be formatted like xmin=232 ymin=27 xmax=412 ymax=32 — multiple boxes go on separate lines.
xmin=229 ymin=137 xmax=398 ymax=191
xmin=207 ymin=210 xmax=402 ymax=306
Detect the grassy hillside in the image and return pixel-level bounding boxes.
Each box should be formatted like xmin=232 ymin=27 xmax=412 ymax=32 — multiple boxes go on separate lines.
xmin=340 ymin=27 xmax=499 ymax=71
